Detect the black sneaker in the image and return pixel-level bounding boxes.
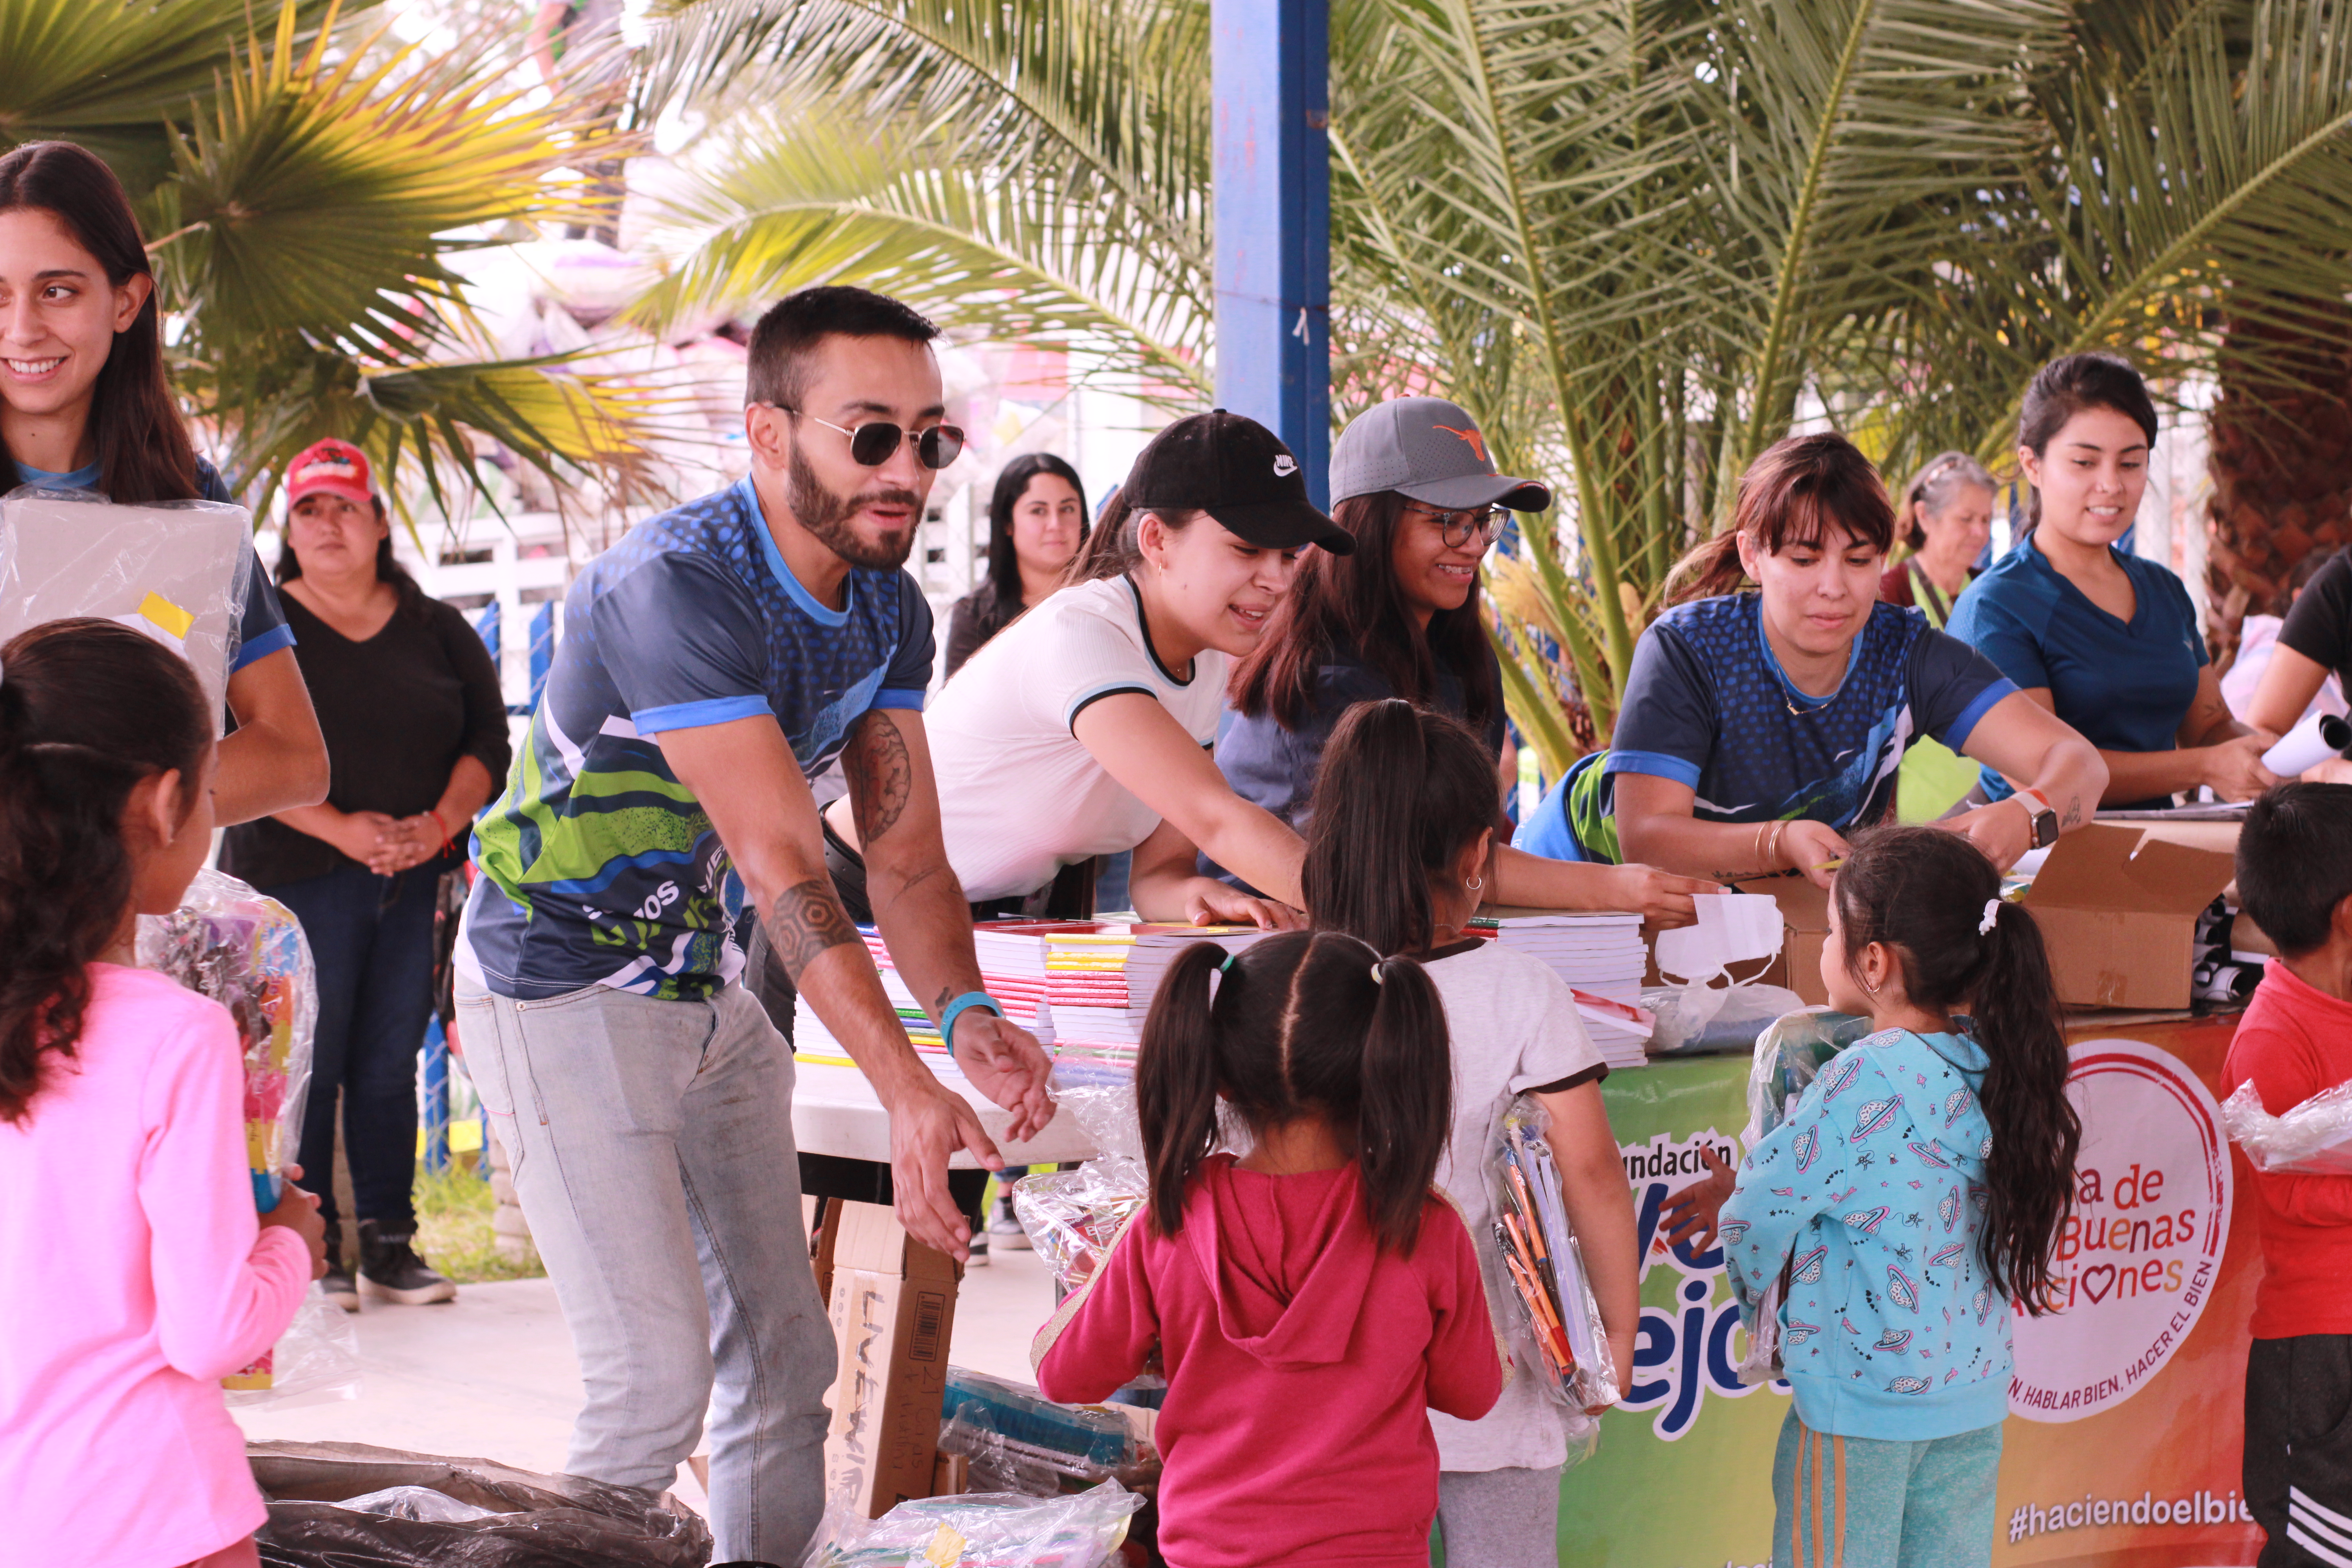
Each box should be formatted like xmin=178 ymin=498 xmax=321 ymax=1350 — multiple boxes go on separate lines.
xmin=320 ymin=1221 xmax=359 ymax=1313
xmin=357 ymin=1220 xmax=457 ymax=1305
xmin=966 ymin=1222 xmax=989 ymax=1268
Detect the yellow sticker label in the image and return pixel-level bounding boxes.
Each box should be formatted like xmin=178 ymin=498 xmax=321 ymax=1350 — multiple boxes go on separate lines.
xmin=138 ymin=591 xmax=195 ymax=640
xmin=924 ymin=1524 xmax=965 ymax=1567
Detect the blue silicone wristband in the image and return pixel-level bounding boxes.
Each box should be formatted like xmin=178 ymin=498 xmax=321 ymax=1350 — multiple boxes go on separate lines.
xmin=939 ymin=990 xmax=1002 ymax=1047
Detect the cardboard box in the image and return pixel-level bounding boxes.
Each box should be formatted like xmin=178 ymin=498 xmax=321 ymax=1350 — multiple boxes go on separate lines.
xmin=1773 ymin=880 xmax=1833 ymax=1007
xmin=2018 ymin=822 xmax=2237 ymax=1010
xmin=821 ymin=1200 xmax=962 ymax=1520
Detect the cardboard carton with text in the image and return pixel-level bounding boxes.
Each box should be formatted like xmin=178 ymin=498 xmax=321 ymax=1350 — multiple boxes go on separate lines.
xmin=820 ymin=1200 xmax=962 ymax=1519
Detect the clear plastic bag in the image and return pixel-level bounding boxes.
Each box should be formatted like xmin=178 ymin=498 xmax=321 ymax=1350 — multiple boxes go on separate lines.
xmin=2221 ymin=1078 xmax=2352 ymax=1174
xmin=139 ymin=866 xmax=333 ymax=1400
xmin=251 ymin=1439 xmax=712 ymax=1567
xmin=1013 ymin=1083 xmax=1147 ymax=1296
xmin=1489 ymin=1096 xmax=1619 ymax=1418
xmin=0 ymin=486 xmax=254 ymax=728
xmin=1745 ymin=1006 xmax=1873 ymax=1143
xmin=937 ymin=1368 xmax=1151 ymax=1499
xmin=803 ymin=1479 xmax=1142 ymax=1568
xmin=1644 ymin=980 xmax=1806 ymax=1057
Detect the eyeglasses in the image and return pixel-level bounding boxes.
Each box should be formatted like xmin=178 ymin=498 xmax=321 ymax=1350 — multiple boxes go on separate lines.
xmin=1403 ymin=502 xmax=1504 ymax=550
xmin=767 ymin=405 xmax=966 ymax=470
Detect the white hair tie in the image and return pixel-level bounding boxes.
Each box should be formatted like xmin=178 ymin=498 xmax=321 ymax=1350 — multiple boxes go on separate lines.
xmin=1369 ymin=960 xmax=1385 ymax=985
xmin=1978 ymin=898 xmax=2002 ymax=936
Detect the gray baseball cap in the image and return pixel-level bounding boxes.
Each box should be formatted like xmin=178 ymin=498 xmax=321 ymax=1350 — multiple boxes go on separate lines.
xmin=1330 ymin=396 xmax=1552 ymax=512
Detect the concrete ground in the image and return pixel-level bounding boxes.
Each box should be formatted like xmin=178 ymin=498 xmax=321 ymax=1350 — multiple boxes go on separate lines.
xmin=230 ymin=1232 xmax=1060 ymax=1509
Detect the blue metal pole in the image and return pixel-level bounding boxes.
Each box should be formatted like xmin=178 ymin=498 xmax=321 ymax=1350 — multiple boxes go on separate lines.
xmin=1212 ymin=0 xmax=1331 ymax=510
xmin=421 ymin=1014 xmax=450 ymax=1176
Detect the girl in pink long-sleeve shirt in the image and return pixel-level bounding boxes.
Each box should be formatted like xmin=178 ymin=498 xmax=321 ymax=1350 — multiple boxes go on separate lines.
xmin=1034 ymin=931 xmax=1504 ymax=1568
xmin=0 ymin=619 xmax=325 ymax=1568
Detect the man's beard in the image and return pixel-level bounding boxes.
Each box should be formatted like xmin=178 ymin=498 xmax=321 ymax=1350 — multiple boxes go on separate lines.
xmin=788 ymin=444 xmax=920 ymax=571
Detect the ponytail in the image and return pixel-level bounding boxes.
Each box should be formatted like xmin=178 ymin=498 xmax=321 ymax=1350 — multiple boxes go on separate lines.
xmin=1137 ymin=942 xmax=1228 ymax=1240
xmin=0 ymin=619 xmax=212 ymax=1124
xmin=1827 ymin=825 xmax=2079 ymax=1313
xmin=1969 ymin=901 xmax=2079 ymax=1313
xmin=1355 ymin=957 xmax=1452 ymax=1251
xmin=1304 ymin=698 xmax=1499 ymax=956
xmin=1661 ymin=533 xmax=1748 ymax=605
xmin=1133 ymin=931 xmax=1455 ymax=1253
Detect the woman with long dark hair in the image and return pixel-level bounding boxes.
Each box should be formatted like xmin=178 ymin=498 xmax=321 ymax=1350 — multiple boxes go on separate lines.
xmin=1221 ymin=395 xmax=1713 ymax=926
xmin=1947 ymin=353 xmax=2273 ymax=808
xmin=1517 ymin=433 xmax=2105 ymax=889
xmin=219 ymin=440 xmax=510 ymax=1311
xmin=0 ymin=140 xmax=326 ymax=822
xmin=1722 ymin=826 xmax=2079 ymax=1567
xmin=942 ymin=452 xmax=1088 ymax=676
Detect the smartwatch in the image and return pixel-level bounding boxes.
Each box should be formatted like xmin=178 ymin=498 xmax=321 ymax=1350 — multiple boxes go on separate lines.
xmin=2014 ymin=788 xmax=2060 ymax=850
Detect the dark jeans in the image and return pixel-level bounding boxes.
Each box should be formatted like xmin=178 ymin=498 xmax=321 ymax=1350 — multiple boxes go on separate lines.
xmin=265 ymin=857 xmax=446 ymax=1232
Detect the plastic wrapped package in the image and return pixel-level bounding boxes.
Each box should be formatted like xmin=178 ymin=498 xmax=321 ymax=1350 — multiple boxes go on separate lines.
xmin=1488 ymin=1097 xmax=1619 ymax=1420
xmin=138 ymin=866 xmax=337 ymax=1401
xmin=0 ymin=486 xmax=254 ymax=727
xmin=1644 ymin=981 xmax=1806 ymax=1057
xmin=804 ymin=1480 xmax=1142 ymax=1568
xmin=937 ymin=1368 xmax=1151 ymax=1499
xmin=1745 ymin=1007 xmax=1873 ymax=1143
xmin=2222 ymin=1078 xmax=2352 ymax=1174
xmin=250 ymin=1440 xmax=713 ymax=1567
xmin=1013 ymin=1083 xmax=1147 ymax=1295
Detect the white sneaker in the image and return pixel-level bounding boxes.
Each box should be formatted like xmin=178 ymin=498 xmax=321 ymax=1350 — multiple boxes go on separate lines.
xmin=988 ymin=1214 xmax=1033 ymax=1251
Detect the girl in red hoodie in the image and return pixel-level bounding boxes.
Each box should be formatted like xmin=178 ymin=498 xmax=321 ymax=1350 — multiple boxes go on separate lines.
xmin=1034 ymin=930 xmax=1504 ymax=1568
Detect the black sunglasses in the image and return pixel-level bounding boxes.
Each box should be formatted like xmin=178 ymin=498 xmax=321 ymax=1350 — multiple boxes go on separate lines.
xmin=771 ymin=405 xmax=966 ymax=470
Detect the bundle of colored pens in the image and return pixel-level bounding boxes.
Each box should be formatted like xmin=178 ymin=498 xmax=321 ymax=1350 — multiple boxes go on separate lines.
xmin=1490 ymin=1097 xmax=1618 ymax=1411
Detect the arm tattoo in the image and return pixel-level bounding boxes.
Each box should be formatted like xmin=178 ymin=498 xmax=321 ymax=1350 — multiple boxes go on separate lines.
xmin=844 ymin=710 xmax=914 ymax=844
xmin=2061 ymin=795 xmax=2084 ymax=829
xmin=768 ymin=875 xmax=862 ymax=982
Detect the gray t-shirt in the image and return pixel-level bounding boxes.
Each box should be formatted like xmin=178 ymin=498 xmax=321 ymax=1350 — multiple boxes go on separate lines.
xmin=1423 ymin=938 xmax=1609 ymax=1473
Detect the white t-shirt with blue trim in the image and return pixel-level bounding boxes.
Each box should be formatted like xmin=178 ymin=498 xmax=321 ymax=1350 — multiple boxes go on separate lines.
xmin=927 ymin=574 xmax=1226 ymax=901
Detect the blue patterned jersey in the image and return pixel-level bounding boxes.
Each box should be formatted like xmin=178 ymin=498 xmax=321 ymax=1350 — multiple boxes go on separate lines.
xmin=1517 ymin=595 xmax=2015 ymax=863
xmin=460 ymin=477 xmax=934 ymax=1001
xmin=1722 ymin=1028 xmax=2012 ymax=1442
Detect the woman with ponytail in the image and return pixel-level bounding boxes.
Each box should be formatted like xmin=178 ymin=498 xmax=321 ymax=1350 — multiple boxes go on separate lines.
xmin=1034 ymin=930 xmax=1503 ymax=1568
xmin=1515 ymin=433 xmax=2103 ymax=889
xmin=1721 ymin=826 xmax=2078 ymax=1568
xmin=0 ymin=619 xmax=326 ymax=1568
xmin=1301 ymin=697 xmax=1637 ymax=1565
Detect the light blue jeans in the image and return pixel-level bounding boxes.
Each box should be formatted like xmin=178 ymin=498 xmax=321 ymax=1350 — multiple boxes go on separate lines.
xmin=454 ymin=978 xmax=833 ymax=1563
xmin=1772 ymin=1407 xmax=2004 ymax=1568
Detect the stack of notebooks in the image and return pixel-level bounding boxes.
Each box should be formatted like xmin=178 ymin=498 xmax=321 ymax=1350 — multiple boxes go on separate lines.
xmin=791 ymin=924 xmax=1063 ymax=1080
xmin=1469 ymin=911 xmax=1653 ymax=1070
xmin=792 ymin=920 xmax=1272 ymax=1085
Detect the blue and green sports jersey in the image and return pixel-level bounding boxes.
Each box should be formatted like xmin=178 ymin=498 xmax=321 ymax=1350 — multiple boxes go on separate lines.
xmin=460 ymin=477 xmax=934 ymax=1001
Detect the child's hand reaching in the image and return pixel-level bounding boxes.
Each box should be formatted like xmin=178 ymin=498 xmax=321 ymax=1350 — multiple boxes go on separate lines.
xmin=258 ymin=1164 xmax=329 ymax=1280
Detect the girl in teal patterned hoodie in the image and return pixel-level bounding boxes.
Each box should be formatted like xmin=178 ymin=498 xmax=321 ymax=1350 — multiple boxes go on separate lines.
xmin=1724 ymin=826 xmax=2080 ymax=1568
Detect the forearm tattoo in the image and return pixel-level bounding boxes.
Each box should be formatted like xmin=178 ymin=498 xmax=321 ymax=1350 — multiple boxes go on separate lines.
xmin=769 ymin=875 xmax=861 ymax=982
xmin=844 ymin=709 xmax=914 ymax=844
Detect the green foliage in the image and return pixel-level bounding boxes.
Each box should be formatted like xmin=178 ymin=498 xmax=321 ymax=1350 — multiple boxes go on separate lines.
xmin=634 ymin=0 xmax=2352 ymax=773
xmin=414 ymin=1163 xmax=543 ymax=1285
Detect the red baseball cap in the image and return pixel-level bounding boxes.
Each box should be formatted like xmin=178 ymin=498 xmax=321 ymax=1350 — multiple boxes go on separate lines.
xmin=285 ymin=439 xmax=375 ymax=507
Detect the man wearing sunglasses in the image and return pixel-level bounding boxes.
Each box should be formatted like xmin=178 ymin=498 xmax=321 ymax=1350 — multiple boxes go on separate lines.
xmin=456 ymin=286 xmax=1051 ymax=1563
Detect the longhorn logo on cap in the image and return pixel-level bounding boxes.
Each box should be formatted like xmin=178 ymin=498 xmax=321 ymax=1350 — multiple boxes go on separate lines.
xmin=1434 ymin=423 xmax=1488 ymax=462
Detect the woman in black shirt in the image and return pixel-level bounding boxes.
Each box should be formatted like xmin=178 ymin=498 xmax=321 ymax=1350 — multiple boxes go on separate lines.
xmin=220 ymin=440 xmax=511 ymax=1310
xmin=940 ymin=453 xmax=1089 ymax=677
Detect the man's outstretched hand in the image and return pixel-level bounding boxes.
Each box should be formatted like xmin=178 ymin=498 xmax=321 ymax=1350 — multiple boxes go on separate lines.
xmin=882 ymin=1076 xmax=1004 ymax=1262
xmin=953 ymin=1011 xmax=1056 ymax=1143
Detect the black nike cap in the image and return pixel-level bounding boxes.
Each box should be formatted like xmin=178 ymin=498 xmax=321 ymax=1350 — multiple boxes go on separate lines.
xmin=1122 ymin=409 xmax=1354 ymax=555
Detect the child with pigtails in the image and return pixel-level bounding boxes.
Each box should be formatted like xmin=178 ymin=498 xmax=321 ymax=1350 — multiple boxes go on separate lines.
xmin=1722 ymin=825 xmax=2080 ymax=1568
xmin=1033 ymin=930 xmax=1503 ymax=1568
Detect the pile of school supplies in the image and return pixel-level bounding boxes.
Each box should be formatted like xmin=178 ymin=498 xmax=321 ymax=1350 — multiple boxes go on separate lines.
xmin=793 ymin=924 xmax=1063 ymax=1079
xmin=937 ymin=1368 xmax=1156 ymax=1499
xmin=2222 ymin=1078 xmax=2352 ymax=1175
xmin=804 ymin=1481 xmax=1142 ymax=1568
xmin=141 ymin=869 xmax=356 ymax=1405
xmin=1490 ymin=1097 xmax=1618 ymax=1415
xmin=1013 ymin=1083 xmax=1147 ymax=1294
xmin=1471 ymin=912 xmax=1651 ymax=1069
xmin=1038 ymin=922 xmax=1273 ymax=1083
